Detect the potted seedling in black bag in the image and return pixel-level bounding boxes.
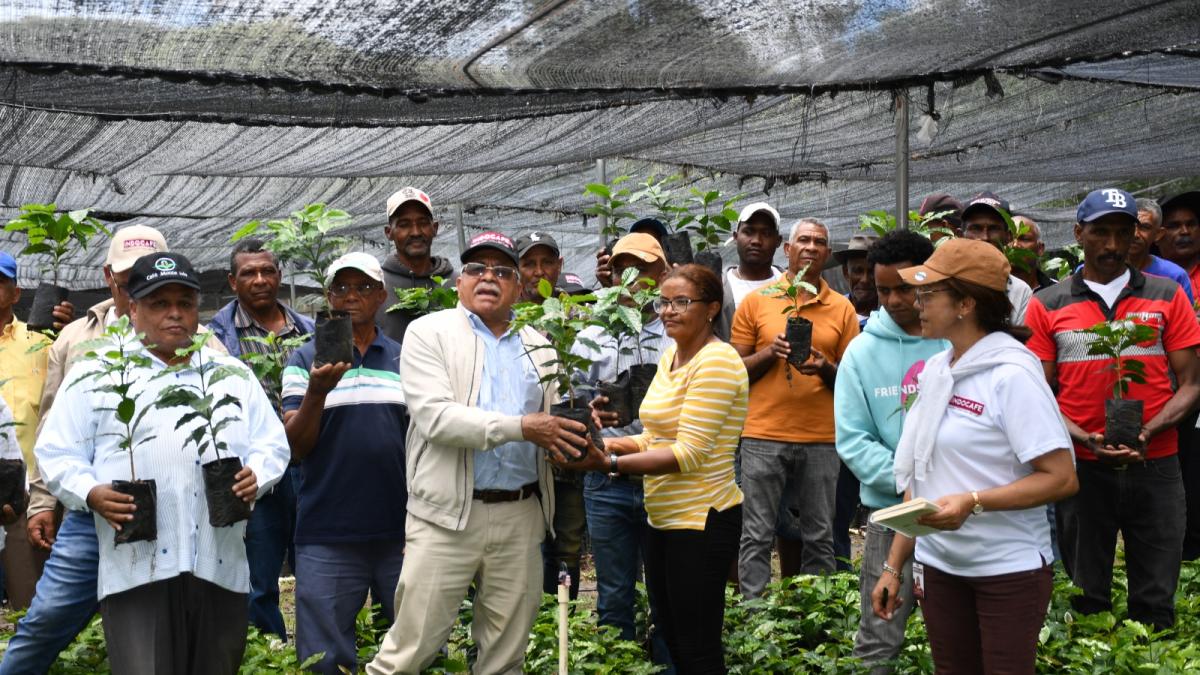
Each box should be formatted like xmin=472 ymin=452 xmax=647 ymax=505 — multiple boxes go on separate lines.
xmin=5 ymin=203 xmax=108 ymax=331
xmin=232 ymin=203 xmax=353 ymax=366
xmin=763 ymin=265 xmax=819 ymax=381
xmin=1084 ymin=318 xmax=1158 ymax=453
xmin=72 ymin=316 xmax=160 ymax=544
xmin=590 ymin=267 xmax=660 ymax=427
xmin=512 ymin=280 xmax=605 ymax=460
xmin=155 ymin=332 xmax=254 ymax=527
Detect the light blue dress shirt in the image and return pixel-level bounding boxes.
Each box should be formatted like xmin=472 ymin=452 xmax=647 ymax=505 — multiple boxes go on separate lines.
xmin=464 ymin=308 xmax=543 ymax=490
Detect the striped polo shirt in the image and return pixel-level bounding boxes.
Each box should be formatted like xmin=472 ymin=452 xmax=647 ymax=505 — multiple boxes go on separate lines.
xmin=1025 ymin=268 xmax=1200 ymax=461
xmin=631 ymin=341 xmax=748 ymax=530
xmin=282 ymin=327 xmax=408 ymax=544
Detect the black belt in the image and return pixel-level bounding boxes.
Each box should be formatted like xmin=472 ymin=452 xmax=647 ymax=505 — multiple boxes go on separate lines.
xmin=473 ymin=482 xmax=539 ymax=503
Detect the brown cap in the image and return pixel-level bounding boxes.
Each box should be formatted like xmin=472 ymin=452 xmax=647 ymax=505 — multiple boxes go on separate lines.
xmin=610 ymin=232 xmax=665 ymax=264
xmin=897 ymin=238 xmax=1009 ymax=292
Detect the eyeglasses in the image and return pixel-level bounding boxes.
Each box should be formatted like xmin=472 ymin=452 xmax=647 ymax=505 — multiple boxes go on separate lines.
xmin=652 ymin=296 xmax=701 ymax=314
xmin=914 ymin=288 xmax=951 ymax=304
xmin=329 ymin=282 xmax=381 ymax=298
xmin=462 ymin=262 xmax=518 ymax=280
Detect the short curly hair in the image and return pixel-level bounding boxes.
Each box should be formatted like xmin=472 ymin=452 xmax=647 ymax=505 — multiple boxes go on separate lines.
xmin=866 ymin=229 xmax=934 ymax=269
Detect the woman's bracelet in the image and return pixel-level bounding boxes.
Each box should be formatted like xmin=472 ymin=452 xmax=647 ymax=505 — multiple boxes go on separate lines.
xmin=882 ymin=562 xmax=903 ymax=583
xmin=608 ymin=452 xmax=619 ymax=478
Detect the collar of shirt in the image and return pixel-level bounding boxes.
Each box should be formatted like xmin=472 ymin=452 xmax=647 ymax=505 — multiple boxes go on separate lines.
xmin=776 ymin=275 xmax=832 ymax=306
xmin=1069 ymin=265 xmax=1144 ymax=299
xmin=233 ymin=302 xmax=298 ymax=335
xmin=461 ymin=305 xmax=516 ymax=341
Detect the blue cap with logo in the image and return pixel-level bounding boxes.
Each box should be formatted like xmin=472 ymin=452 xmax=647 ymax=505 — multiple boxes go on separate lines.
xmin=0 ymin=252 xmax=16 ymax=280
xmin=126 ymin=252 xmax=202 ymax=299
xmin=1077 ymin=188 xmax=1138 ymax=224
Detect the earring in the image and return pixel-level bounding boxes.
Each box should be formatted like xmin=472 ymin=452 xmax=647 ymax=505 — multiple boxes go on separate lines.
xmin=957 ymin=314 xmax=963 ymax=320
xmin=708 ymin=315 xmax=715 ymax=323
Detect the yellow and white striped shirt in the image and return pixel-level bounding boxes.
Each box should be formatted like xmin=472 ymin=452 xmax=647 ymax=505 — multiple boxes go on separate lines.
xmin=632 ymin=341 xmax=748 ymax=530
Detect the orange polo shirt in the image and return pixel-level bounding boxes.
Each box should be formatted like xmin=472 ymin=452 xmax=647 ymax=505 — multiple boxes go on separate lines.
xmin=730 ymin=277 xmax=859 ymax=443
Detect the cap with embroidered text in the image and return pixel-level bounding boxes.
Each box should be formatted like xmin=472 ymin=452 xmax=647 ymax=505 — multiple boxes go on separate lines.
xmin=107 ymin=225 xmax=168 ymax=273
xmin=126 ymin=252 xmax=201 ymax=299
xmin=1077 ymin=188 xmax=1138 ymax=224
xmin=961 ymin=192 xmax=1011 ymax=222
xmin=461 ymin=231 xmax=519 ymax=266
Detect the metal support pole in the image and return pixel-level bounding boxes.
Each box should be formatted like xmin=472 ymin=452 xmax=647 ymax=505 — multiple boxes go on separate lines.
xmin=596 ymin=158 xmax=607 ymax=247
xmin=895 ymin=89 xmax=910 ymax=230
xmin=455 ymin=203 xmax=466 ymax=255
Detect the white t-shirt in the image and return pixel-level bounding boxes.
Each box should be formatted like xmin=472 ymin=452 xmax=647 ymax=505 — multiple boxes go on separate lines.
xmin=726 ymin=267 xmax=783 ymax=307
xmin=912 ymin=362 xmax=1071 ymax=577
xmin=1083 ymin=269 xmax=1131 ymax=310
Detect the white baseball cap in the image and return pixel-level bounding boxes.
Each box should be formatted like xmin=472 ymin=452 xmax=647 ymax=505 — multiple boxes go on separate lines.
xmin=386 ymin=187 xmax=433 ymax=218
xmin=106 ymin=225 xmax=169 ymax=273
xmin=737 ymin=202 xmax=780 ymax=230
xmin=327 ymin=252 xmax=384 ymax=283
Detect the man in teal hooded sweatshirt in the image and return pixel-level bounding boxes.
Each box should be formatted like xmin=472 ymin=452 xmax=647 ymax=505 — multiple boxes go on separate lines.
xmin=835 ymin=229 xmax=948 ymax=672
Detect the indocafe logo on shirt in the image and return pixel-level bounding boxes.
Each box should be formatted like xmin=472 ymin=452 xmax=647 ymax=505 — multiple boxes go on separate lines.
xmin=948 ymin=395 xmax=985 ymax=416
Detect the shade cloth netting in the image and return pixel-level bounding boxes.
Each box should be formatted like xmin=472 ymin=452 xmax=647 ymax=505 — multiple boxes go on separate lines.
xmin=0 ymin=0 xmax=1197 ymax=288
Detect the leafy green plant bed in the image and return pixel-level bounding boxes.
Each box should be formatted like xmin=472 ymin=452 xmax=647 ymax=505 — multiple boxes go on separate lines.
xmin=8 ymin=560 xmax=1200 ymax=673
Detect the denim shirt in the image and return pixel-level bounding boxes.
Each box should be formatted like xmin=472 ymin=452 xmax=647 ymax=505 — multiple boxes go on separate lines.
xmin=464 ymin=307 xmax=543 ymax=490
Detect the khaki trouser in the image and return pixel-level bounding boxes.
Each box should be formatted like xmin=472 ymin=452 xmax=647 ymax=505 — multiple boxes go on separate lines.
xmin=2 ymin=513 xmax=49 ymax=609
xmin=367 ymin=497 xmax=544 ymax=675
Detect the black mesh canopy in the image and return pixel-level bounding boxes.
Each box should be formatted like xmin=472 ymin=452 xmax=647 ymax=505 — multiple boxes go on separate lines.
xmin=1 ymin=0 xmax=1197 ymax=288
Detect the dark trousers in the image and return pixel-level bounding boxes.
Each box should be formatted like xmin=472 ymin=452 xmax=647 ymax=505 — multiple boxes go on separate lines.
xmin=643 ymin=505 xmax=741 ymax=675
xmin=542 ymin=477 xmax=585 ymax=599
xmin=1057 ymin=456 xmax=1185 ymax=629
xmin=100 ymin=573 xmax=248 ymax=675
xmin=1177 ymin=411 xmax=1200 ymax=560
xmin=921 ymin=562 xmax=1052 ymax=675
xmin=778 ymin=461 xmax=859 ymax=574
xmin=246 ymin=465 xmax=299 ymax=640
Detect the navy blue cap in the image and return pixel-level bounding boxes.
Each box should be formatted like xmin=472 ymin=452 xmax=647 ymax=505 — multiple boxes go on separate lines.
xmin=1076 ymin=188 xmax=1138 ymax=224
xmin=629 ymin=217 xmax=669 ymax=240
xmin=0 ymin=252 xmax=15 ymax=279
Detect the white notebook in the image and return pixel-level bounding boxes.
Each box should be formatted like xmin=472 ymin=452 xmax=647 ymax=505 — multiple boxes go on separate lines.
xmin=869 ymin=498 xmax=943 ymax=537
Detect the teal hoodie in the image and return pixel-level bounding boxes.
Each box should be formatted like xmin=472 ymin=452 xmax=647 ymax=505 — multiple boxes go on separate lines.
xmin=835 ymin=308 xmax=948 ymax=509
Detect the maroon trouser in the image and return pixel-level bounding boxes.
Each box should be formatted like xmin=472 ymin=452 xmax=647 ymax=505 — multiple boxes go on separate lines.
xmin=920 ymin=561 xmax=1052 ymax=674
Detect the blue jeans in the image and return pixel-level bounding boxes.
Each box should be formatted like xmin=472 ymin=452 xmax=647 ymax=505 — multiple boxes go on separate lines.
xmin=246 ymin=466 xmax=299 ymax=640
xmin=0 ymin=510 xmax=99 ymax=675
xmin=295 ymin=540 xmax=405 ymax=674
xmin=583 ymin=473 xmax=673 ymax=671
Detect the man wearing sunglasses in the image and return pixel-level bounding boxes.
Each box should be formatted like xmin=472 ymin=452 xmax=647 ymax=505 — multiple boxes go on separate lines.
xmin=282 ymin=252 xmax=408 ymax=673
xmin=370 ymin=231 xmax=588 ymax=675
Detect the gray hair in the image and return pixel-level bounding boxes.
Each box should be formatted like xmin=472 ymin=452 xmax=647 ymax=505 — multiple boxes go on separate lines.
xmin=1136 ymin=198 xmax=1162 ymax=226
xmin=789 ymin=218 xmax=829 ymax=242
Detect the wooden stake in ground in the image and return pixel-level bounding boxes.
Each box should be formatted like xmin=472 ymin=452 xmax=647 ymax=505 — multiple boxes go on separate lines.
xmin=558 ymin=566 xmax=570 ymax=674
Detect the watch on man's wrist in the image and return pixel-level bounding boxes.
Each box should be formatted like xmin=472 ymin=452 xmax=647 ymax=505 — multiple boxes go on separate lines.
xmin=608 ymin=453 xmax=619 ymax=478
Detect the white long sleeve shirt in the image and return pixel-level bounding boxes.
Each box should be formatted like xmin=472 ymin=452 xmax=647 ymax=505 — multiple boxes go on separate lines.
xmin=36 ymin=343 xmax=290 ymax=600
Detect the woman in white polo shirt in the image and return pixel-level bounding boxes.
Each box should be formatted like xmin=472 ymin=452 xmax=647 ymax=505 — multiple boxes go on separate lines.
xmin=870 ymin=238 xmax=1078 ymax=674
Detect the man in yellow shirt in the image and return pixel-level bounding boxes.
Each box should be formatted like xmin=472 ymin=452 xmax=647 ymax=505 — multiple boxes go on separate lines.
xmin=730 ymin=219 xmax=860 ymax=598
xmin=0 ymin=250 xmax=70 ymax=608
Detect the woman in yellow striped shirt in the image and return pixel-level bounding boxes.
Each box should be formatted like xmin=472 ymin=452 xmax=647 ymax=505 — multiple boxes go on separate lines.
xmin=579 ymin=264 xmax=749 ymax=674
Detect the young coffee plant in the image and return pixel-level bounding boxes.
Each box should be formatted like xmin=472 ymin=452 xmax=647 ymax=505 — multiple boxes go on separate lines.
xmin=154 ymin=331 xmax=249 ymax=459
xmin=584 ymin=176 xmax=637 ymax=239
xmin=1083 ymin=318 xmax=1158 ymax=400
xmin=231 ymin=203 xmax=352 ymax=301
xmin=387 ymin=276 xmax=459 ymax=317
xmin=4 ymin=203 xmax=108 ymax=287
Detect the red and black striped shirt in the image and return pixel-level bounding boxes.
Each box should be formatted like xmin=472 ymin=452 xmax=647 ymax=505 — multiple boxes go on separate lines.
xmin=1025 ymin=268 xmax=1200 ymax=461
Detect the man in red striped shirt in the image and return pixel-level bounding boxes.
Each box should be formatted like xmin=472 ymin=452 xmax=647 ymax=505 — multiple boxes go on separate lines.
xmin=1025 ymin=188 xmax=1200 ymax=630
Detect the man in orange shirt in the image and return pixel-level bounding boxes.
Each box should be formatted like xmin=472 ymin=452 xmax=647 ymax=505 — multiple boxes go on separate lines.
xmin=730 ymin=218 xmax=860 ymax=598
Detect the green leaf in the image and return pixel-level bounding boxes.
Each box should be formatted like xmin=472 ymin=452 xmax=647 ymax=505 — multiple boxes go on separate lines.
xmin=116 ymin=398 xmax=135 ymax=424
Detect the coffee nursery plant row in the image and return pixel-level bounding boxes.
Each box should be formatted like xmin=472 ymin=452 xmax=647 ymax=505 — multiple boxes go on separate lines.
xmin=9 ymin=559 xmax=1199 ymax=673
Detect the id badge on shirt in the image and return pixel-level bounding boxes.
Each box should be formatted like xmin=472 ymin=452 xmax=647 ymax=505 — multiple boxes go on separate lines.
xmin=912 ymin=562 xmax=926 ymax=601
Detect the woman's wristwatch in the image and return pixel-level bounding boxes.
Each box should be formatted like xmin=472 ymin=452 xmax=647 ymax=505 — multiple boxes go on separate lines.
xmin=608 ymin=453 xmax=619 ymax=478
xmin=882 ymin=561 xmax=903 ymax=583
